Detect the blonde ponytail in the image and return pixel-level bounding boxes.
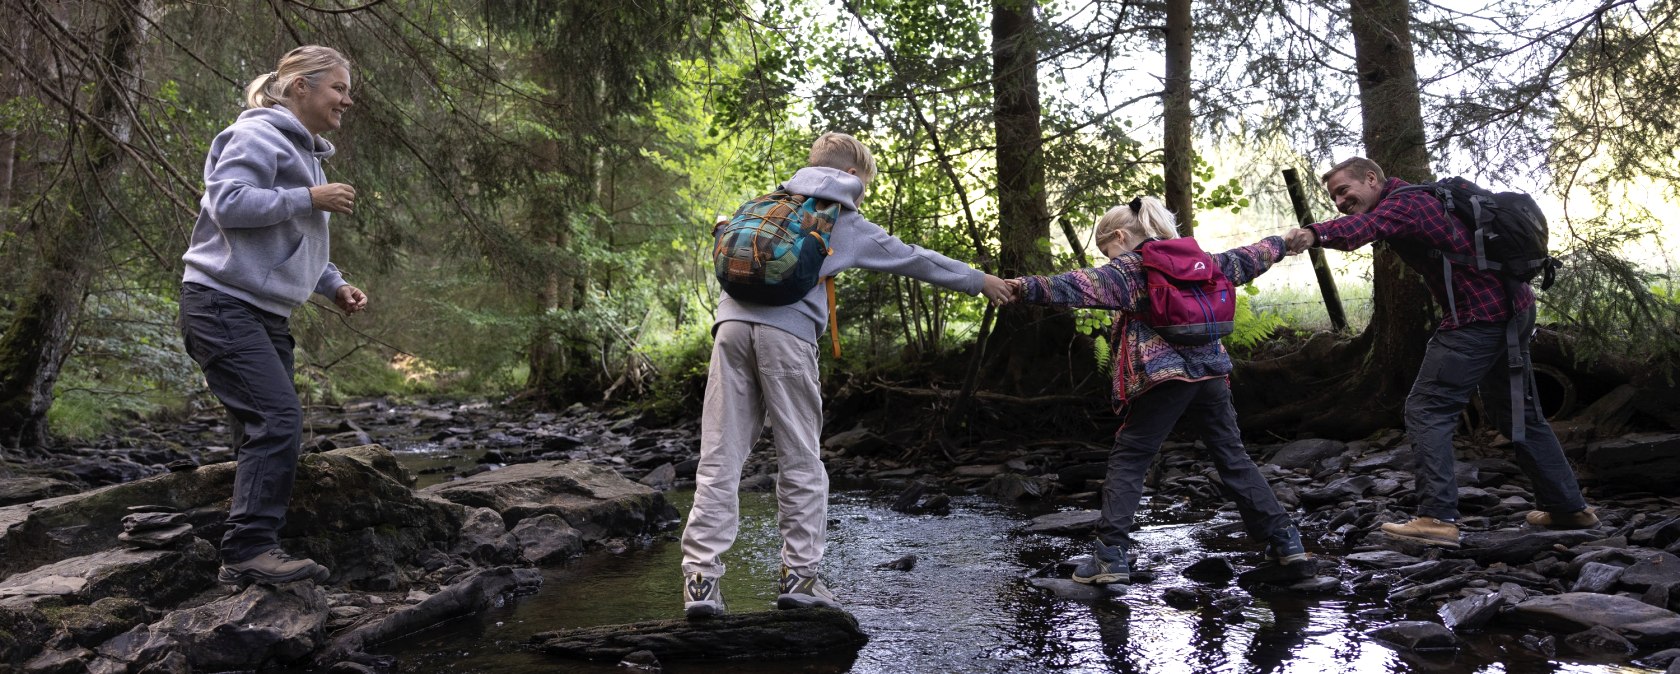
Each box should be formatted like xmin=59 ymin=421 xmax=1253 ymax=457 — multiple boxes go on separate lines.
xmin=243 ymin=45 xmax=350 ymax=109
xmin=1094 ymin=196 xmax=1180 ymax=251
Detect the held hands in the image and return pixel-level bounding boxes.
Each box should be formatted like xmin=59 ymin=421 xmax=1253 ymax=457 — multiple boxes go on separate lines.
xmin=335 ymin=284 xmax=368 ymax=314
xmin=310 ymin=183 xmax=357 ymax=215
xmin=981 ymin=274 xmax=1014 ymax=306
xmin=1284 ymin=227 xmax=1317 ymax=255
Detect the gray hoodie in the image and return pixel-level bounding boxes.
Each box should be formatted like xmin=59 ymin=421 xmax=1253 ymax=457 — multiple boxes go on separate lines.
xmin=181 ymin=105 xmax=346 ymax=317
xmin=714 ymin=166 xmax=986 ymax=344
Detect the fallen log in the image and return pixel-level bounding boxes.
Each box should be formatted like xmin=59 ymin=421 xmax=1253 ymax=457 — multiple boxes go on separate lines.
xmin=532 ymin=608 xmax=868 ymax=661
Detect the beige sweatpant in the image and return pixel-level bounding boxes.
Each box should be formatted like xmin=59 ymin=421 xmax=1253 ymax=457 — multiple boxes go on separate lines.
xmin=680 ymin=321 xmax=827 ymax=578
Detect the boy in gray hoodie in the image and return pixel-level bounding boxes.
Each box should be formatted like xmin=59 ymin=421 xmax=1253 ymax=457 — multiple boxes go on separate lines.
xmin=680 ymin=132 xmax=1012 ymax=617
xmin=179 ymin=46 xmax=365 ymax=585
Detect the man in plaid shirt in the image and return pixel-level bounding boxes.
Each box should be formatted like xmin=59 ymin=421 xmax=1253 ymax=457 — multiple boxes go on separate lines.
xmin=1284 ymin=157 xmax=1596 ymax=548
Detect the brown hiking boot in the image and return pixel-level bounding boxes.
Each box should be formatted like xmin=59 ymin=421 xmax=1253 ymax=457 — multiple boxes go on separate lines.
xmin=1526 ymin=508 xmax=1599 ymax=530
xmin=1379 ymin=517 xmax=1461 ymax=548
xmin=217 ymin=548 xmax=330 ymax=585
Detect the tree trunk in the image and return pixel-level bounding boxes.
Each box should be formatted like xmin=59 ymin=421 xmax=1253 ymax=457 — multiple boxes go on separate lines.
xmin=986 ymin=0 xmax=1092 ymax=395
xmin=1162 ymin=0 xmax=1194 ymax=234
xmin=1232 ymin=0 xmax=1435 ymax=438
xmin=0 ymin=0 xmax=150 ymax=449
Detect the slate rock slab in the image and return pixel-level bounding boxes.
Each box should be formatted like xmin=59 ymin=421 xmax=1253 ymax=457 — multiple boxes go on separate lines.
xmin=1021 ymin=510 xmax=1101 ymax=536
xmin=534 ymin=608 xmax=868 ymax=661
xmin=1369 ymin=621 xmax=1458 ymax=652
xmin=1508 ymin=593 xmax=1680 ymax=645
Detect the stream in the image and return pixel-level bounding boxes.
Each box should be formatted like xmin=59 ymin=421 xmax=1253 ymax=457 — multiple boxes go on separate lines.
xmin=371 ymin=470 xmax=1661 ymax=673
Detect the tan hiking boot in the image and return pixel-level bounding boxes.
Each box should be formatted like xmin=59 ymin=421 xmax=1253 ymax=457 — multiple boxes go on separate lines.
xmin=217 ymin=548 xmax=330 ymax=585
xmin=1526 ymin=508 xmax=1599 ymax=530
xmin=1379 ymin=517 xmax=1461 ymax=548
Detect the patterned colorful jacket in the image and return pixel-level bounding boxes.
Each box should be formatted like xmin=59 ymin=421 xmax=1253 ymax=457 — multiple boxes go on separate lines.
xmin=1017 ymin=236 xmax=1287 ymax=409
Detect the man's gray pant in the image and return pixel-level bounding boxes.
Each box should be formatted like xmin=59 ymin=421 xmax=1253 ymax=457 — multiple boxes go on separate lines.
xmin=681 ymin=321 xmax=826 ymax=579
xmin=1097 ymin=378 xmax=1292 ymax=546
xmin=1406 ymin=306 xmax=1587 ymax=521
xmin=179 ymin=283 xmax=303 ymax=564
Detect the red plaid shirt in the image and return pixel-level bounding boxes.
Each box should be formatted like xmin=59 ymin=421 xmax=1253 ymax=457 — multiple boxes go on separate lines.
xmin=1308 ymin=178 xmax=1533 ymax=331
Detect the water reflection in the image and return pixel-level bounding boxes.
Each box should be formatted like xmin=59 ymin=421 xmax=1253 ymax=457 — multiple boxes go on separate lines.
xmin=376 ymin=489 xmax=1659 ymax=674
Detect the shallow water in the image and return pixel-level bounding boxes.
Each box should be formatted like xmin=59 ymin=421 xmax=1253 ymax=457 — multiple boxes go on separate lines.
xmin=372 ymin=487 xmax=1662 ymax=674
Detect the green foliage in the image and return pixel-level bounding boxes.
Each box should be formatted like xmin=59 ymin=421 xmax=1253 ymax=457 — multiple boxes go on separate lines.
xmin=49 ymin=290 xmax=198 ymax=441
xmin=1226 ymin=284 xmax=1288 ymax=350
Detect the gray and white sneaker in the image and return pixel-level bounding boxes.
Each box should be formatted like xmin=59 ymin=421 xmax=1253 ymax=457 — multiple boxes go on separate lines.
xmin=776 ymin=565 xmax=840 ymax=609
xmin=683 ymin=573 xmax=725 ymax=619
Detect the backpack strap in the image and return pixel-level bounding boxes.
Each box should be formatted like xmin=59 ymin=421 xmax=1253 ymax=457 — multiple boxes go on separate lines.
xmin=825 ymin=276 xmax=841 ymax=358
xmin=1505 ymin=303 xmax=1527 ymax=445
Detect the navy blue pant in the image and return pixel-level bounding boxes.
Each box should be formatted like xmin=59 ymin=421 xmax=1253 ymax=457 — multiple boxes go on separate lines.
xmin=1098 ymin=378 xmax=1292 ymax=546
xmin=179 ymin=283 xmax=302 ymax=564
xmin=1405 ymin=306 xmax=1587 ymax=521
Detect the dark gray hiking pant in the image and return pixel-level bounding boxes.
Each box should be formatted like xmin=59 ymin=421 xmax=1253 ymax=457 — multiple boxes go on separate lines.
xmin=179 ymin=282 xmax=302 ymax=564
xmin=1405 ymin=306 xmax=1587 ymax=521
xmin=1097 ymin=378 xmax=1292 ymax=547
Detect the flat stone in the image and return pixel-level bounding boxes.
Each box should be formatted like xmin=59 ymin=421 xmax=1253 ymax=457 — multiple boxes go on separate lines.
xmin=0 ymin=477 xmax=79 ymax=507
xmin=1508 ymin=593 xmax=1680 ymax=645
xmin=1368 ymin=621 xmax=1458 ymax=653
xmin=1265 ymin=439 xmax=1348 ymax=471
xmin=422 ymin=461 xmax=675 ymax=542
xmin=1573 ymin=562 xmax=1626 ymax=594
xmin=1346 ymin=551 xmax=1422 ymax=569
xmin=1585 ymin=433 xmax=1680 ymax=491
xmin=1021 ymin=510 xmax=1101 ymax=536
xmin=1440 ymin=592 xmax=1508 ymax=632
xmin=120 ymin=512 xmax=186 ymax=532
xmin=1027 ymin=578 xmax=1123 ymax=600
xmin=1622 ymin=552 xmax=1680 ymax=590
xmin=117 ymin=523 xmax=194 ymax=549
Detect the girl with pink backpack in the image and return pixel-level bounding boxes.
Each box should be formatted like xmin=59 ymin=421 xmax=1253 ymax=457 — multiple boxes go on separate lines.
xmin=1006 ymin=196 xmax=1307 ymax=584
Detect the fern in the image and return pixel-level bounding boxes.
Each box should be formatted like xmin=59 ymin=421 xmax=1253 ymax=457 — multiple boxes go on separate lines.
xmin=1226 ymin=284 xmax=1287 ymax=350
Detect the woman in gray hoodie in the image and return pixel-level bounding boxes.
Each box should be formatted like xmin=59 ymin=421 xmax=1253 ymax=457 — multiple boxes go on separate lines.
xmin=179 ymin=45 xmax=365 ymax=585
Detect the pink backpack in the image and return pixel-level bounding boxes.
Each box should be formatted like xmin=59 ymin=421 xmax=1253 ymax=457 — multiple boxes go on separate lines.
xmin=1137 ymin=237 xmax=1235 ymax=346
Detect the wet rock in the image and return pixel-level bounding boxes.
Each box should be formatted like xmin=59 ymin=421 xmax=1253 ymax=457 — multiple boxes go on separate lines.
xmin=144 ymin=582 xmax=329 ymax=670
xmin=1286 ymin=576 xmax=1343 ymax=594
xmin=638 ymin=463 xmax=676 ymax=491
xmin=1634 ymin=517 xmax=1680 ymax=548
xmin=1456 ymin=529 xmax=1604 ymax=565
xmin=822 ymin=427 xmax=892 ymax=457
xmin=1236 ymin=560 xmax=1318 ymax=588
xmin=1439 ymin=591 xmax=1508 ymax=632
xmin=1160 ymin=586 xmax=1199 ymax=608
xmin=1508 ymin=592 xmax=1680 ymax=645
xmin=0 ymin=477 xmax=80 ymax=507
xmin=1182 ymin=557 xmax=1236 ymax=583
xmin=1519 ymin=632 xmax=1557 ymax=657
xmin=1054 ymin=463 xmax=1106 ymax=490
xmin=1565 ymin=624 xmax=1638 ymax=655
xmin=1027 ymin=578 xmax=1121 ymax=600
xmin=1621 ymin=551 xmax=1680 ymax=591
xmin=422 ymin=461 xmax=676 ymax=543
xmin=532 ymin=607 xmax=868 ymax=661
xmin=1573 ymin=562 xmax=1625 ymax=594
xmin=917 ymin=493 xmax=951 ymax=516
xmin=1265 ymin=439 xmax=1347 ymax=471
xmin=890 ymin=483 xmax=927 ymax=514
xmin=454 ymin=507 xmax=519 ymax=564
xmin=1346 ymin=550 xmax=1422 ymax=569
xmin=1349 ymin=449 xmax=1409 ymax=473
xmin=953 ymin=464 xmax=1005 ymax=479
xmin=1368 ymin=621 xmax=1457 ymax=653
xmin=982 ymin=474 xmax=1049 ymax=501
xmin=876 ymin=554 xmax=917 ymax=571
xmin=1299 ymin=476 xmax=1374 ymax=507
xmin=510 ymin=514 xmax=584 ymax=565
xmin=1585 ymin=433 xmax=1680 ymax=492
xmin=318 ymin=567 xmax=535 ymax=666
xmin=1022 ymin=510 xmax=1100 ymax=536
xmin=620 ymin=649 xmax=662 ymax=671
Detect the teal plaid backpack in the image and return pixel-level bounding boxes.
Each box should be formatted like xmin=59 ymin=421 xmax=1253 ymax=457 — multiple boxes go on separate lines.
xmin=712 ymin=190 xmax=840 ymax=306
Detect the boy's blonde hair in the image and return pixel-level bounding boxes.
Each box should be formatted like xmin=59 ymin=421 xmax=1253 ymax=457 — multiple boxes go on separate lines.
xmin=244 ymin=45 xmax=350 ymax=109
xmin=1095 ymin=196 xmax=1179 ymax=251
xmin=808 ymin=132 xmax=878 ymax=184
